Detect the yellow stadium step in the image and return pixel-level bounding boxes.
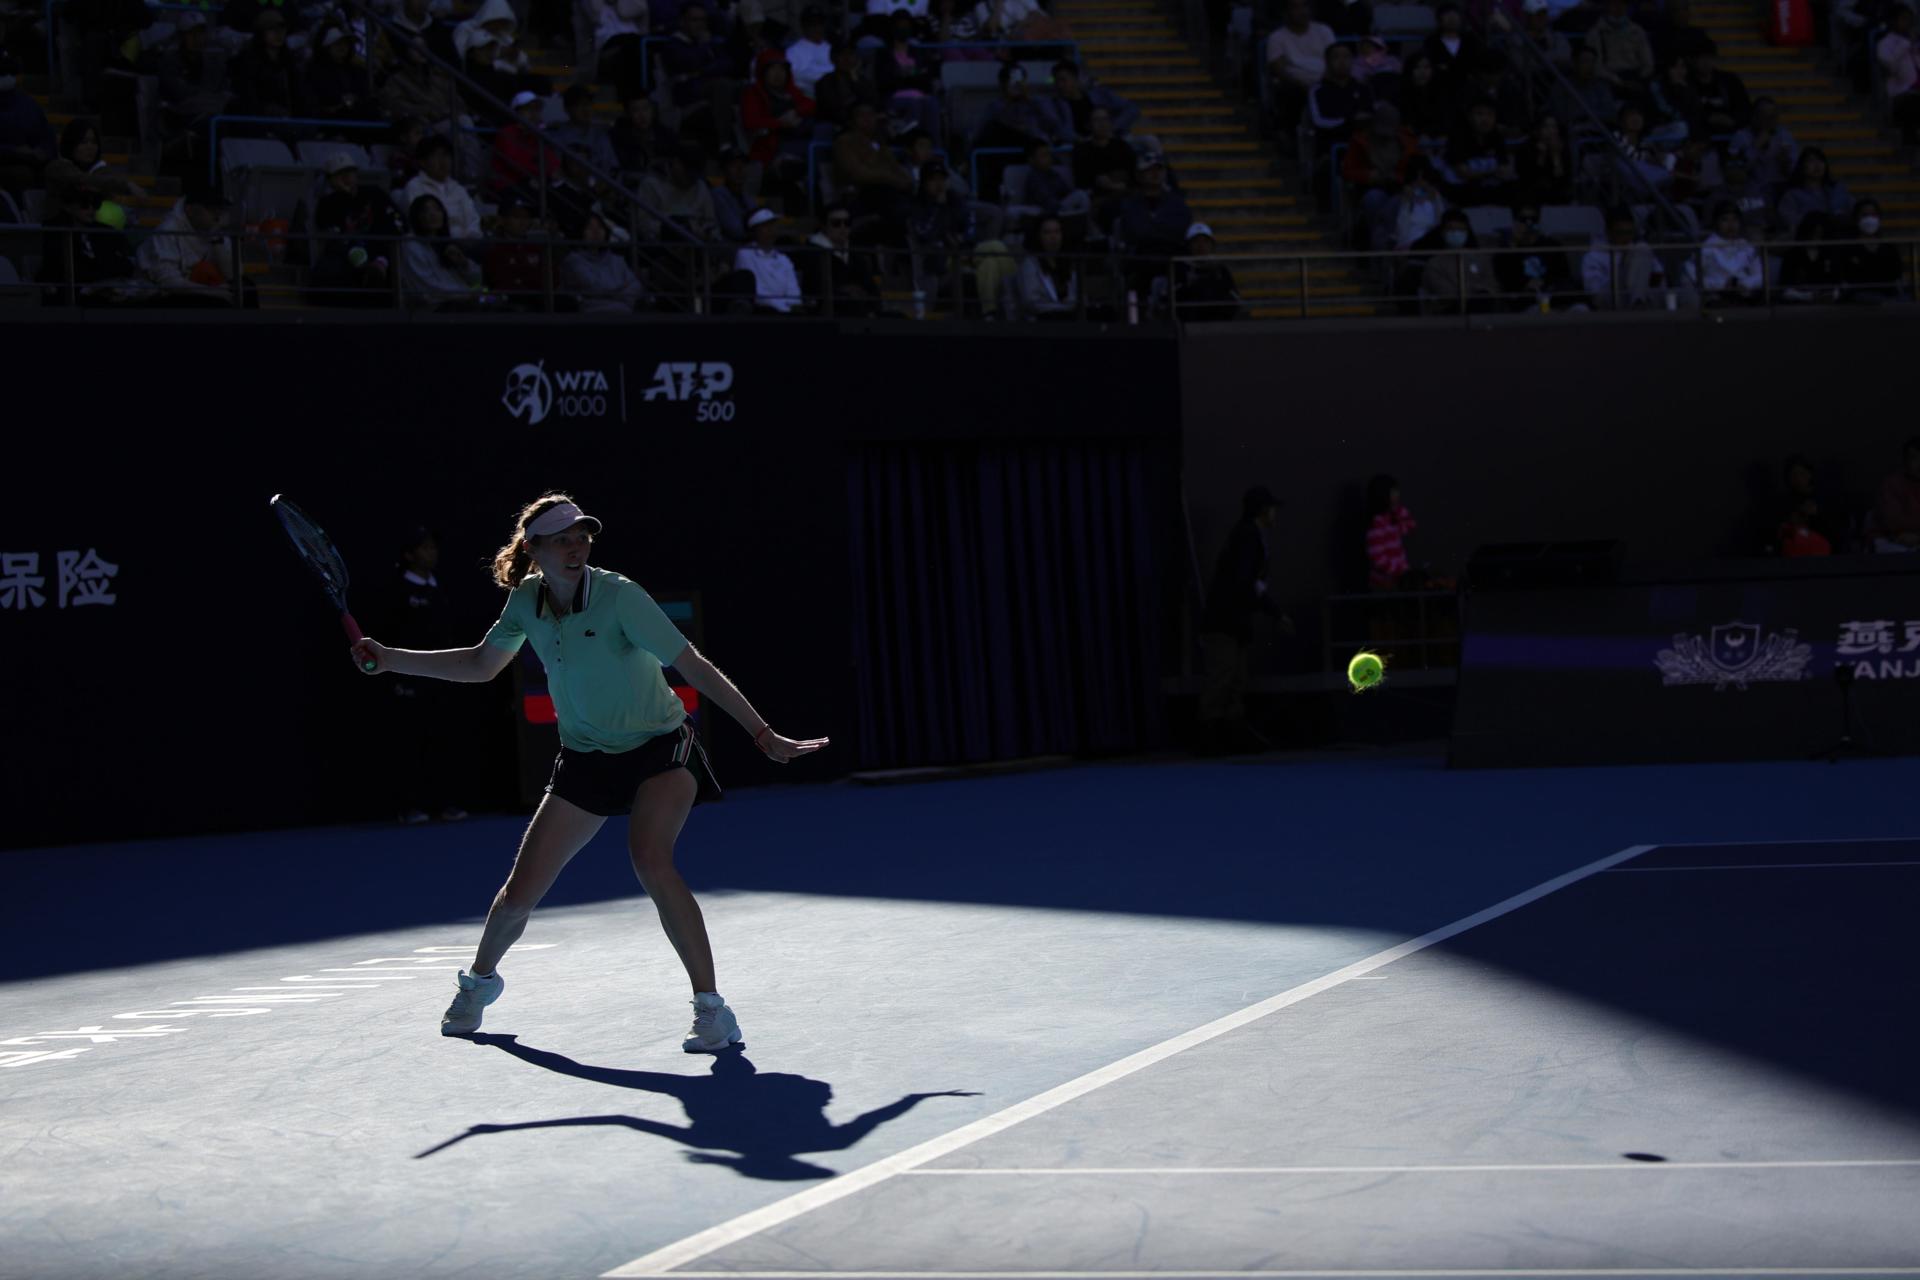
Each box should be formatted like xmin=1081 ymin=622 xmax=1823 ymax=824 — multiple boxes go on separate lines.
xmin=1080 ymin=39 xmax=1190 ymax=52
xmin=1182 ymin=177 xmax=1286 ymax=189
xmin=1204 ymin=210 xmax=1313 ymax=226
xmin=1105 ymin=76 xmax=1215 ymax=89
xmin=1189 ymin=194 xmax=1306 ymax=208
xmin=1163 ymin=141 xmax=1265 ymax=153
xmin=1848 ymin=177 xmax=1920 ymax=192
xmin=1157 ymin=124 xmax=1254 ymax=136
xmin=1796 ymin=126 xmax=1880 ymax=140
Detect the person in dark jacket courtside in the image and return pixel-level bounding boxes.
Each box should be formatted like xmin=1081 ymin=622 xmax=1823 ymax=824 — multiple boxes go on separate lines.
xmin=1197 ymin=486 xmax=1294 ymax=755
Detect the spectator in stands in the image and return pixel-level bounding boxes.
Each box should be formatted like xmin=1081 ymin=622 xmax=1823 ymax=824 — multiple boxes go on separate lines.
xmin=456 ymin=0 xmax=532 ymax=75
xmin=638 ymin=143 xmax=721 ymax=241
xmin=542 ymin=151 xmax=597 ymax=238
xmin=1508 ymin=0 xmax=1571 ymax=95
xmin=872 ymin=14 xmax=940 ymax=139
xmin=1445 ymin=98 xmax=1517 ymax=206
xmin=1608 ymin=102 xmax=1678 ymax=191
xmin=1267 ymin=0 xmax=1336 ymax=140
xmin=493 ymin=90 xmax=559 ymax=191
xmin=582 ymin=0 xmax=649 ymax=101
xmin=43 ymin=119 xmax=139 ymax=210
xmin=834 ymin=102 xmax=915 ymax=232
xmin=313 ymin=152 xmax=406 ymax=304
xmin=138 ymin=188 xmax=239 ymax=301
xmin=1353 ymin=34 xmax=1404 ymax=91
xmin=907 ymin=159 xmax=976 ymax=282
xmin=1118 ymin=153 xmax=1192 ymax=257
xmin=1419 ymin=207 xmax=1498 ymax=312
xmin=786 ymin=6 xmax=834 ymax=95
xmin=1514 ymin=113 xmax=1572 ymax=204
xmin=1879 ymin=6 xmax=1920 ymax=145
xmin=732 ymin=206 xmax=802 ymax=311
xmin=1014 ymin=213 xmax=1079 ymax=319
xmin=1392 ymin=155 xmax=1446 ymax=248
xmin=1649 ymin=0 xmax=1711 ymax=72
xmin=308 ymin=25 xmax=379 ymax=122
xmin=977 ymin=63 xmax=1069 ymax=153
xmin=1681 ymin=44 xmax=1751 ymax=133
xmin=708 ymin=145 xmax=752 ymax=242
xmin=1049 ymin=60 xmax=1140 ymax=138
xmin=563 ymin=210 xmax=650 ymax=310
xmin=1779 ymin=211 xmax=1843 ymax=304
xmin=459 ymin=35 xmax=535 ymax=118
xmin=1699 ymin=200 xmax=1762 ymax=304
xmin=1365 ymin=474 xmax=1419 ymax=590
xmin=549 ymin=83 xmax=623 ymax=177
xmin=1869 ymin=437 xmax=1920 ymax=551
xmin=1839 ymin=198 xmax=1903 ymax=302
xmin=1777 ymin=147 xmax=1853 ymax=232
xmin=1550 ymin=46 xmax=1620 ymax=131
xmin=380 ymin=39 xmax=458 ymax=132
xmin=1588 ymin=0 xmax=1654 ymax=99
xmin=34 ymin=181 xmax=140 ymax=302
xmin=402 ymin=136 xmax=484 ymax=241
xmin=1320 ymin=0 xmax=1375 ymax=38
xmin=1710 ymin=151 xmax=1777 ymax=238
xmin=1421 ymin=3 xmax=1486 ymax=102
xmin=1462 ymin=50 xmax=1529 ymax=131
xmin=228 ymin=11 xmax=307 ymax=121
xmin=1074 ymin=105 xmax=1136 ymax=205
xmin=155 ymin=15 xmax=233 ymax=141
xmin=1343 ymin=102 xmax=1420 ymax=248
xmin=387 ymin=0 xmax=460 ymax=67
xmin=659 ymin=4 xmax=736 ymax=144
xmin=806 ymin=201 xmax=884 ymax=315
xmin=741 ymin=48 xmax=816 ymax=190
xmin=1770 ymin=454 xmax=1840 ymax=556
xmin=403 ymin=192 xmax=483 ymax=305
xmin=1581 ymin=204 xmax=1675 ymax=308
xmin=1728 ymin=95 xmax=1797 ymax=192
xmin=1493 ymin=199 xmax=1573 ymax=307
xmin=1396 ymin=53 xmax=1453 ymax=143
xmin=1309 ymin=43 xmax=1374 ymax=156
xmin=483 ymin=188 xmax=551 ymax=306
xmin=612 ymin=97 xmax=678 ymax=176
xmin=1019 ymin=136 xmax=1080 ymax=224
xmin=1173 ymin=221 xmax=1242 ymax=321
xmin=1197 ymin=484 xmax=1291 ymax=756
xmin=814 ymin=41 xmax=879 ymax=131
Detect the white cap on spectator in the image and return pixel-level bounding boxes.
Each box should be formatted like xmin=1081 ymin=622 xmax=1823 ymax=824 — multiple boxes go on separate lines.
xmin=747 ymin=208 xmax=781 ymax=228
xmin=324 ymin=151 xmax=359 ymax=174
xmin=1186 ymin=222 xmax=1215 ymax=240
xmin=527 ymin=502 xmax=603 ymax=538
xmin=511 ymin=89 xmax=541 ymax=110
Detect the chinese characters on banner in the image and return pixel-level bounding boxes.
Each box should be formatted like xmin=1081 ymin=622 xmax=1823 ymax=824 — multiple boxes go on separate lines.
xmin=1836 ymin=619 xmax=1920 ymax=680
xmin=0 ymin=550 xmax=118 ymax=609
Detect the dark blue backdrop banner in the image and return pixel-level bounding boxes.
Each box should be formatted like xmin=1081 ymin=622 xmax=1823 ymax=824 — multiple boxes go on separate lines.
xmin=848 ymin=440 xmax=1173 ymax=770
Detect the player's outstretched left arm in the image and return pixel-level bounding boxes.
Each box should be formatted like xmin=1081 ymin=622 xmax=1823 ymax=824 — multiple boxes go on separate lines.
xmin=672 ymin=644 xmax=829 ymax=764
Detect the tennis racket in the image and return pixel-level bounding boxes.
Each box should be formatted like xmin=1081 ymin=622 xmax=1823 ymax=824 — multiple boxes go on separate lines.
xmin=270 ymin=494 xmax=377 ymax=673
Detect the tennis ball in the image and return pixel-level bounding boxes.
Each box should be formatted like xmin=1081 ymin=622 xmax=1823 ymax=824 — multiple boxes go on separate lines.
xmin=96 ymin=200 xmax=127 ymax=230
xmin=1347 ymin=651 xmax=1384 ymax=691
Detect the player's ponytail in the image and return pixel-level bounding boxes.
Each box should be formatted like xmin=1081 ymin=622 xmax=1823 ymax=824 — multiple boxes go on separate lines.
xmin=491 ymin=492 xmax=579 ymax=589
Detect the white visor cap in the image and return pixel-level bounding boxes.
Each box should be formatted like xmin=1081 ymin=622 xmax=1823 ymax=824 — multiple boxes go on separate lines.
xmin=527 ymin=502 xmax=603 ymax=538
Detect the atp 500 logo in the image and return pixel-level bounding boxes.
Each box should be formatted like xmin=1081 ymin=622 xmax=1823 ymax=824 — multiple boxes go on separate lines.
xmin=643 ymin=361 xmax=737 ymax=421
xmin=502 ymin=360 xmax=615 ymax=425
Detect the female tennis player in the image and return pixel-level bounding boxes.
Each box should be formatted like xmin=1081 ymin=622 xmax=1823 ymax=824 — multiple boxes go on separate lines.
xmin=349 ymin=493 xmax=827 ymax=1052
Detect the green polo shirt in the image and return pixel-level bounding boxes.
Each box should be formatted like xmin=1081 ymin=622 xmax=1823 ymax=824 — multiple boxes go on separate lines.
xmin=483 ymin=567 xmax=690 ymax=753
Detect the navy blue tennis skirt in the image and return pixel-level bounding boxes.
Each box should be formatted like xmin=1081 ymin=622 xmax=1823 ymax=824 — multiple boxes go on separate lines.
xmin=545 ymin=719 xmax=722 ymax=817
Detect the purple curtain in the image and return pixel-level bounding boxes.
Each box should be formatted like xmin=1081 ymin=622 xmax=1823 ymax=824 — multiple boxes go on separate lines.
xmin=848 ymin=440 xmax=1168 ymax=770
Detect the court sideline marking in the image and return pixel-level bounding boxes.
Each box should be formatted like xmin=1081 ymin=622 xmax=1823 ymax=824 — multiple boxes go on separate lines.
xmin=901 ymin=1158 xmax=1920 ymax=1176
xmin=611 ymin=1270 xmax=1920 ymax=1278
xmin=603 ymin=844 xmax=1657 ymax=1277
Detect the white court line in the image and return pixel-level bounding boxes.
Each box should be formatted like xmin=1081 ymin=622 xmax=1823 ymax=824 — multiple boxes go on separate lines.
xmin=602 ymin=844 xmax=1657 ymax=1278
xmin=1649 ymin=836 xmax=1920 ymax=848
xmin=1607 ymin=861 xmax=1920 ymax=872
xmin=903 ymin=1158 xmax=1920 ymax=1176
xmin=654 ymin=1270 xmax=1920 ymax=1278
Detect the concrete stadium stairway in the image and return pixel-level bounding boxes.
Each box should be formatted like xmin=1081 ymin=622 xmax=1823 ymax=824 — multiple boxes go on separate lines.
xmin=1057 ymin=0 xmax=1373 ymax=315
xmin=1694 ymin=0 xmax=1920 ymax=230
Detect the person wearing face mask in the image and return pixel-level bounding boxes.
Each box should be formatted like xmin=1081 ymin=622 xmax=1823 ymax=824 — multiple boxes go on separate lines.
xmin=1838 ymin=198 xmax=1903 ymax=303
xmin=1418 ymin=207 xmax=1498 ymax=313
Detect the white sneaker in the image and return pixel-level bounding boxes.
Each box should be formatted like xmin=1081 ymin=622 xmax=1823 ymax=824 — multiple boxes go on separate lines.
xmin=682 ymin=993 xmax=743 ymax=1053
xmin=441 ymin=969 xmax=504 ymax=1037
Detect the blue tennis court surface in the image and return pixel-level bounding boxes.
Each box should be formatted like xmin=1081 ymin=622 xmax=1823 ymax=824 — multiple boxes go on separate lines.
xmin=3 ymin=750 xmax=1918 ymax=1279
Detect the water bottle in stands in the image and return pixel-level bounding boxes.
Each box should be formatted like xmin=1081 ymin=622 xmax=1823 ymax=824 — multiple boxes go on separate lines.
xmin=912 ymin=289 xmax=926 ymax=319
xmin=1126 ymin=289 xmax=1139 ymax=324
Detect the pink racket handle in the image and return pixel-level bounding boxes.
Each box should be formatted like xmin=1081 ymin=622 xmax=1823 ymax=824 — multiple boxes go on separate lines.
xmin=342 ymin=612 xmax=376 ymax=672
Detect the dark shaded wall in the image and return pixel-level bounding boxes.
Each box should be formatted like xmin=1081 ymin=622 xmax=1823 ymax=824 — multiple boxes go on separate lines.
xmin=1 ymin=318 xmax=1178 ymax=848
xmin=1182 ymin=315 xmax=1920 ymax=671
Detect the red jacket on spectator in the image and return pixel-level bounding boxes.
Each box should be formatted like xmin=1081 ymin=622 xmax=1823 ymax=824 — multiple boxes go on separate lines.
xmin=740 ymin=50 xmax=816 ymax=167
xmin=484 ymin=240 xmax=548 ymax=301
xmin=1367 ymin=505 xmax=1416 ymax=588
xmin=1341 ymin=127 xmax=1422 ymax=188
xmin=492 ymin=122 xmax=557 ymax=191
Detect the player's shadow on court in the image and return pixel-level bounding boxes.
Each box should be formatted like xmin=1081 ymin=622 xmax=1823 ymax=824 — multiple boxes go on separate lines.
xmin=414 ymin=1034 xmax=979 ymax=1180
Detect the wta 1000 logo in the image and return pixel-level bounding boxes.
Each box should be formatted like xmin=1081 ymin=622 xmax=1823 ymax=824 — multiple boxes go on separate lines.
xmin=501 ymin=360 xmax=737 ymax=425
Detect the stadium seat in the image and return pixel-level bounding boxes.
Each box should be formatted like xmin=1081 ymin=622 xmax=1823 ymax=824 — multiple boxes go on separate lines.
xmin=1373 ymin=4 xmax=1438 ymax=38
xmin=297 ymin=141 xmax=373 ymax=172
xmin=1539 ymin=204 xmax=1605 ymax=243
xmin=1467 ymin=207 xmax=1513 ymax=241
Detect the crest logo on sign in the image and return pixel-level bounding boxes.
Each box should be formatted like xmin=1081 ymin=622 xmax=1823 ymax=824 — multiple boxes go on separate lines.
xmin=1654 ymin=620 xmax=1812 ymax=691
